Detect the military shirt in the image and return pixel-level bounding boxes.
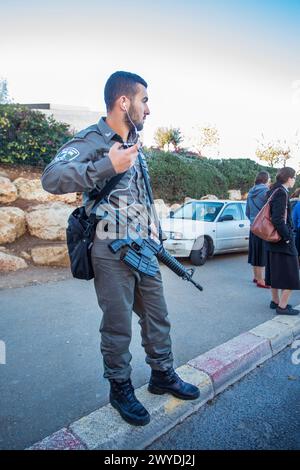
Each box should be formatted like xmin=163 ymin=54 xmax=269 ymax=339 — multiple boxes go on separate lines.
xmin=41 ymin=117 xmax=153 ymax=259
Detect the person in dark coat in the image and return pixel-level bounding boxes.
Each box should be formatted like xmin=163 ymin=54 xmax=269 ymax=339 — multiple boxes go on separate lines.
xmin=246 ymin=171 xmax=270 ymax=288
xmin=265 ymin=167 xmax=300 ymax=315
xmin=291 ymin=188 xmax=300 ymax=259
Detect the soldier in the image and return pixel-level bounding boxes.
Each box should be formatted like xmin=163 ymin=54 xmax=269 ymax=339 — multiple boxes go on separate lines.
xmin=41 ymin=71 xmax=200 ymax=426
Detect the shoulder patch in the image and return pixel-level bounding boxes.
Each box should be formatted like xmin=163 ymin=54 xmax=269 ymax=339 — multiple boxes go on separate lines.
xmin=54 ymin=147 xmax=80 ymax=162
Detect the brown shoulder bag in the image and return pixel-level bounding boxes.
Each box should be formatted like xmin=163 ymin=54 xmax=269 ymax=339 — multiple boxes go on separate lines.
xmin=251 ymin=188 xmax=287 ymax=242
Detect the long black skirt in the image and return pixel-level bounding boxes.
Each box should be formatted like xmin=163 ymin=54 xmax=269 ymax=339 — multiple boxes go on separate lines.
xmin=265 ymin=251 xmax=300 ymax=290
xmin=295 ymin=228 xmax=300 ymax=255
xmin=248 ymin=231 xmax=266 ymax=267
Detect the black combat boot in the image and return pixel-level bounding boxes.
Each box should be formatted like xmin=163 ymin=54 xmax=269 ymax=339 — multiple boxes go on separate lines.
xmin=148 ymin=368 xmax=200 ymax=400
xmin=109 ymin=378 xmax=150 ymax=426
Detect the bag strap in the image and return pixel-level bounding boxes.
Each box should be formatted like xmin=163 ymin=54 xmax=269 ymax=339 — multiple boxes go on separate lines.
xmin=88 ymin=171 xmax=126 ymax=223
xmin=267 ymin=187 xmax=287 ymax=204
xmin=86 ymin=127 xmax=127 ymax=222
xmin=138 ymin=152 xmax=163 ymax=242
xmin=73 ymin=123 xmax=126 ymax=222
xmin=267 ymin=187 xmax=288 ymax=223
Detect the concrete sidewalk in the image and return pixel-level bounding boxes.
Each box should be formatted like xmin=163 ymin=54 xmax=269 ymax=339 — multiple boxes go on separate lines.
xmin=29 ymin=309 xmax=300 ymax=450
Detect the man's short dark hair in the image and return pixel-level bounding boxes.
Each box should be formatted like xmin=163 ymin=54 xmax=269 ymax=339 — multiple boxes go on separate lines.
xmin=104 ymin=71 xmax=147 ymax=112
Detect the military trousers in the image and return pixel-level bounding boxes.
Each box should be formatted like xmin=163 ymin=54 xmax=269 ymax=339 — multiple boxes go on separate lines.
xmin=91 ymin=253 xmax=174 ymax=382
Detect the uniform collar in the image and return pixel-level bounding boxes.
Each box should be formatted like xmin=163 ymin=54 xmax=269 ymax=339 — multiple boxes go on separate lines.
xmin=97 ymin=117 xmax=119 ymax=143
xmin=97 ymin=116 xmax=138 ymax=145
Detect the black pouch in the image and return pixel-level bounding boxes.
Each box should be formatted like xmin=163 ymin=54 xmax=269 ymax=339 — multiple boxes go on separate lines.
xmin=66 ymin=171 xmax=126 ymax=280
xmin=66 ymin=207 xmax=97 ymax=280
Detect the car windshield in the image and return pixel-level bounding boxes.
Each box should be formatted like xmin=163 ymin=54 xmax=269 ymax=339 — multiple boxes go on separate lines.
xmin=170 ymin=202 xmax=224 ymax=221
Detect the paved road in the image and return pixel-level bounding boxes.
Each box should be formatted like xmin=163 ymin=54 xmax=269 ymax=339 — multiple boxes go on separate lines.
xmin=1 ymin=253 xmax=300 ymax=449
xmin=147 ymin=346 xmax=300 ymax=450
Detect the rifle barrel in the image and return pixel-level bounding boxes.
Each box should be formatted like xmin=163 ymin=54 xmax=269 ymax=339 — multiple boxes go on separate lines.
xmin=189 ymin=278 xmax=203 ymax=291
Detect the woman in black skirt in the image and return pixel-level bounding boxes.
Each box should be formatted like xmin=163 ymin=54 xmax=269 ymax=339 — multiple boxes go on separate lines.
xmin=291 ymin=188 xmax=300 ymax=260
xmin=246 ymin=171 xmax=270 ymax=288
xmin=265 ymin=167 xmax=300 ymax=315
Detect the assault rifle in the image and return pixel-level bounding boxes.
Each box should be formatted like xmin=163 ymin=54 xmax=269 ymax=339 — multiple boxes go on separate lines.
xmin=109 ymin=235 xmax=203 ymax=292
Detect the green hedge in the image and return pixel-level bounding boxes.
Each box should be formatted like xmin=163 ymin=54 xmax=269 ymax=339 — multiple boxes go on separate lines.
xmin=200 ymin=158 xmax=300 ymax=199
xmin=208 ymin=158 xmax=278 ymax=194
xmin=0 ymin=104 xmax=73 ymax=166
xmin=144 ymin=150 xmax=298 ymax=203
xmin=145 ymin=149 xmax=227 ymax=203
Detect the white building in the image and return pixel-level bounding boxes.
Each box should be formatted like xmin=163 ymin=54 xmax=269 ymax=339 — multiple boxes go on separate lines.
xmin=23 ymin=103 xmax=103 ymax=132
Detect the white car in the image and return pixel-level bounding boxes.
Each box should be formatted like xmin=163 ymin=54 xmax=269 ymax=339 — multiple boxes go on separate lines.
xmin=161 ymin=199 xmax=250 ymax=266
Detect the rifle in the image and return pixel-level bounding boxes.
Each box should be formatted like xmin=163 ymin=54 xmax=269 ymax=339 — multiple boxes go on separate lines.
xmin=109 ymin=235 xmax=203 ymax=292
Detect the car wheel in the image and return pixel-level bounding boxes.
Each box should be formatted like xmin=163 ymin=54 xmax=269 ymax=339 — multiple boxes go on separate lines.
xmin=190 ymin=237 xmax=209 ymax=266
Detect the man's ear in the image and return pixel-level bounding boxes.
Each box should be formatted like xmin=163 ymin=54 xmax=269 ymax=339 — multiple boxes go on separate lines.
xmin=119 ymin=95 xmax=128 ymax=111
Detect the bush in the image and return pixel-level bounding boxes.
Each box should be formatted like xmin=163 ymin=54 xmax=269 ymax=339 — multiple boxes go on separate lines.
xmin=208 ymin=158 xmax=277 ymax=194
xmin=144 ymin=149 xmax=227 ymax=203
xmin=0 ymin=104 xmax=73 ymax=166
xmin=144 ymin=150 xmax=278 ymax=203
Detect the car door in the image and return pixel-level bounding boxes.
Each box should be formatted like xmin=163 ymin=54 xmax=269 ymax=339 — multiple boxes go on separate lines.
xmin=238 ymin=202 xmax=250 ymax=249
xmin=216 ymin=203 xmax=247 ymax=251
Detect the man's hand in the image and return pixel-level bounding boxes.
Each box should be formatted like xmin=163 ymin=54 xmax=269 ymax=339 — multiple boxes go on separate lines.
xmin=149 ymin=222 xmax=160 ymax=243
xmin=108 ymin=142 xmax=139 ymax=174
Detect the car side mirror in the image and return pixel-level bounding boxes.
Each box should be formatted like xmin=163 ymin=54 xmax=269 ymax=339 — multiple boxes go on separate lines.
xmin=219 ymin=214 xmax=234 ymax=222
xmin=169 ymin=210 xmax=174 ymax=218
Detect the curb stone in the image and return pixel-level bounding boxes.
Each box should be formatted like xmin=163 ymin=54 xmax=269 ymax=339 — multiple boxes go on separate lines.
xmin=28 ymin=308 xmax=300 ymax=450
xmin=187 ymin=332 xmax=272 ymax=395
xmin=70 ymin=366 xmax=213 ymax=450
xmin=29 ymin=428 xmax=86 ymax=450
xmin=272 ymin=315 xmax=300 ymax=338
xmin=250 ymin=320 xmax=293 ymax=355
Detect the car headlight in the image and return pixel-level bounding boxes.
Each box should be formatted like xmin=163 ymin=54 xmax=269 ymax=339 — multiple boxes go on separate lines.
xmin=170 ymin=232 xmax=184 ymax=240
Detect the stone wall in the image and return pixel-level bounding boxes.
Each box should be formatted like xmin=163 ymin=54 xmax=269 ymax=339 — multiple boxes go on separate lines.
xmin=0 ymin=171 xmax=78 ymax=272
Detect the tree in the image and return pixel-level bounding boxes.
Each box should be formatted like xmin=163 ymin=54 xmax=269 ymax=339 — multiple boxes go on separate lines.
xmin=191 ymin=124 xmax=220 ymax=157
xmin=0 ymin=79 xmax=10 ymax=104
xmin=154 ymin=127 xmax=170 ymax=150
xmin=169 ymin=127 xmax=183 ymax=152
xmin=255 ymin=135 xmax=291 ymax=167
xmin=154 ymin=126 xmax=183 ymax=151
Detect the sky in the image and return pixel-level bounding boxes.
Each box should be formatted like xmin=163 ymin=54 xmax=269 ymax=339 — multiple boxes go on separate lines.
xmin=1 ymin=0 xmax=300 ymax=168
